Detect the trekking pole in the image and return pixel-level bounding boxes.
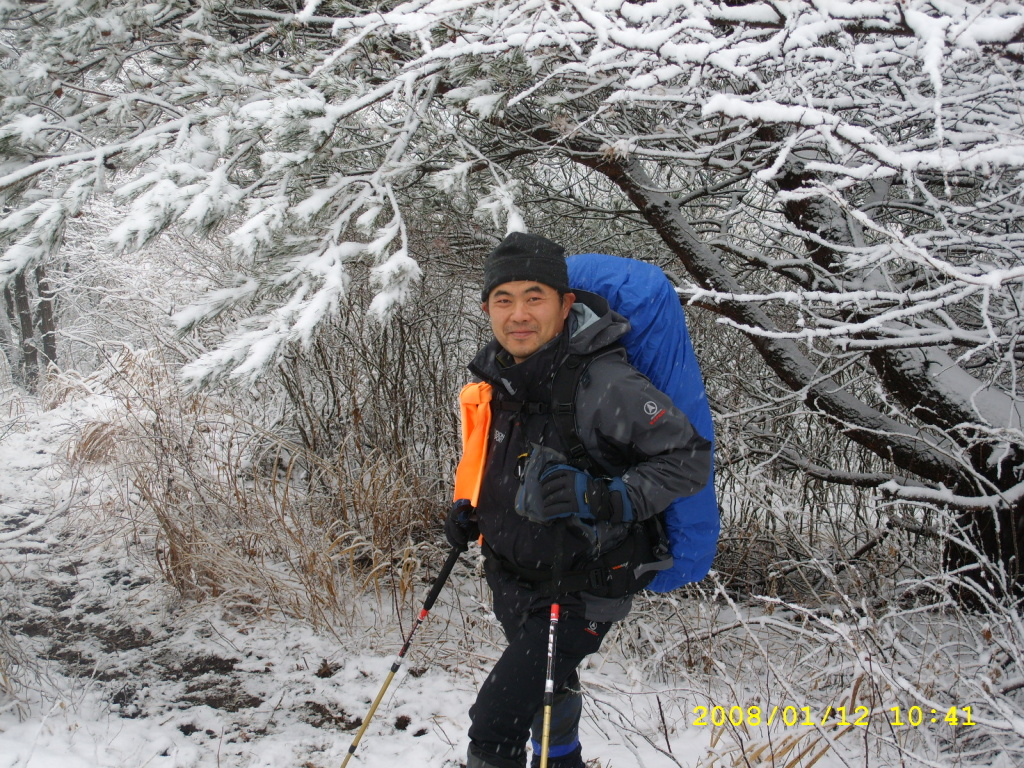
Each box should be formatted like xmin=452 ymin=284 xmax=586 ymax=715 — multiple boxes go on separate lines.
xmin=339 ymin=545 xmax=462 ymax=768
xmin=539 ymin=602 xmax=561 ymax=768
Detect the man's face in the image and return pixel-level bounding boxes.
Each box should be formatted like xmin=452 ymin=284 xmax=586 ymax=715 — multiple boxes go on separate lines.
xmin=483 ymin=281 xmax=575 ymax=363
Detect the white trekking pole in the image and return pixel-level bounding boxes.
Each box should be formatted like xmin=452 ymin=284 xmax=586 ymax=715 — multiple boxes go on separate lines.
xmin=539 ymin=603 xmax=560 ymax=768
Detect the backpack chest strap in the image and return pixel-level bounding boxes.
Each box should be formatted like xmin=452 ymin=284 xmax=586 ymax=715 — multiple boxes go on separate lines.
xmin=492 ymin=400 xmax=548 ymax=415
xmin=491 ymin=350 xmax=608 ymax=474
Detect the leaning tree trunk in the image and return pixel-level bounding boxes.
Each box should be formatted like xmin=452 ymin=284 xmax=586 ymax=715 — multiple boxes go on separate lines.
xmin=530 ymin=119 xmax=1022 ymax=604
xmin=773 ymin=165 xmax=1023 ymax=602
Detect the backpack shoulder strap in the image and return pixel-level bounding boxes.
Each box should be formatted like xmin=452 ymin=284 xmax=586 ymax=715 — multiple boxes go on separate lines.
xmin=548 ymin=350 xmax=611 ymax=475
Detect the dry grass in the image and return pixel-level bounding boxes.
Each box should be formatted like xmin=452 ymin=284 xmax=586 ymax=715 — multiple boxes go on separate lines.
xmin=0 ymin=622 xmax=25 ymax=717
xmin=64 ymin=347 xmax=443 ymax=632
xmin=66 ymin=420 xmax=124 ymax=464
xmin=694 ymin=674 xmax=877 ymax=768
xmin=606 ymin=527 xmax=1024 ymax=768
xmin=39 ymin=367 xmax=92 ymax=411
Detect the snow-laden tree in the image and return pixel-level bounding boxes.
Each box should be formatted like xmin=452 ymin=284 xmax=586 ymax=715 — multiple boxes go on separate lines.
xmin=2 ymin=0 xmax=1023 ymax=594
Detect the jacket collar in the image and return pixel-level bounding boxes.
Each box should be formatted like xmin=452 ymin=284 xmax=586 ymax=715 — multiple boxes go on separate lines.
xmin=468 ymin=289 xmax=629 ymax=397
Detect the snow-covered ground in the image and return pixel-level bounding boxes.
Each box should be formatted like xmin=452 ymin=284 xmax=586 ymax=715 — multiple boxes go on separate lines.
xmin=0 ymin=393 xmax=713 ymax=768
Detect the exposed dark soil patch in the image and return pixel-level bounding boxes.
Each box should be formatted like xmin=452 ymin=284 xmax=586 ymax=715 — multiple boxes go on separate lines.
xmin=162 ymin=653 xmax=239 ymax=679
xmin=95 ymin=623 xmax=153 ymax=652
xmin=110 ymin=683 xmax=144 ymax=718
xmin=112 ymin=683 xmax=137 ymax=707
xmin=44 ymin=645 xmax=117 ymax=680
xmin=181 ymin=678 xmax=263 ymax=711
xmin=301 ymin=701 xmax=362 ymax=731
xmin=315 ymin=658 xmax=338 ymax=678
xmin=12 ymin=617 xmax=59 ymax=638
xmin=103 ymin=569 xmax=132 ymax=585
xmin=34 ymin=585 xmax=77 ymax=610
xmin=101 ymin=569 xmax=151 ymax=590
xmin=394 ymin=715 xmax=426 ymax=736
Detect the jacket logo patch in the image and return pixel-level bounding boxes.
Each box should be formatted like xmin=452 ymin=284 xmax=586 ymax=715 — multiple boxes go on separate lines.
xmin=645 ymin=401 xmax=666 ymax=423
xmin=494 ymin=430 xmax=506 ymax=444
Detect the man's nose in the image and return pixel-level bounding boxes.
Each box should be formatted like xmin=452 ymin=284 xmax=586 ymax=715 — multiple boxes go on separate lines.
xmin=509 ymin=301 xmax=530 ymax=321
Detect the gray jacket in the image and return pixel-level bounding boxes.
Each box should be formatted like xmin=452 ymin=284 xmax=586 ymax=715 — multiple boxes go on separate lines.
xmin=468 ymin=290 xmax=712 ymax=623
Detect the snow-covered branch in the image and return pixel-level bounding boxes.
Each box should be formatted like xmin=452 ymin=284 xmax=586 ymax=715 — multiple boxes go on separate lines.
xmin=2 ymin=4 xmax=1023 ymax=580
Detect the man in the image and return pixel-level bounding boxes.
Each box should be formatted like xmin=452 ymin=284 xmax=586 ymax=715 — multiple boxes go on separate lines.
xmin=447 ymin=232 xmax=712 ymax=768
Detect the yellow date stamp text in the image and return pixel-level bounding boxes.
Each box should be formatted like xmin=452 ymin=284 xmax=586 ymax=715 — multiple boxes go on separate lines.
xmin=692 ymin=704 xmax=977 ymax=728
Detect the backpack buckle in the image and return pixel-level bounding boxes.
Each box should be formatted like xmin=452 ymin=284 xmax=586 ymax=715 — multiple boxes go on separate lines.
xmin=569 ymin=445 xmax=589 ymax=463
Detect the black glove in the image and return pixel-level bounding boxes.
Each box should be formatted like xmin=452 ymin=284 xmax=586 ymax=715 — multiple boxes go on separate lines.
xmin=538 ymin=467 xmax=634 ymax=524
xmin=445 ymin=498 xmax=479 ymax=551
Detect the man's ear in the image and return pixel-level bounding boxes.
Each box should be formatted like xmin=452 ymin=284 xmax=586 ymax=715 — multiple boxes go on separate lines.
xmin=561 ymin=292 xmax=576 ymax=317
xmin=481 ymin=301 xmax=490 ymax=316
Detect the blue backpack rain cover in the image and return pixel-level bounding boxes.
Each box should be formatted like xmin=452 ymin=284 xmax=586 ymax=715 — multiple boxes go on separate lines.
xmin=567 ymin=253 xmax=719 ymax=590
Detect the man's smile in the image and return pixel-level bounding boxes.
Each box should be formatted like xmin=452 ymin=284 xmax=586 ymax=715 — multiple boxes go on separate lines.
xmin=507 ymin=327 xmax=537 ymax=338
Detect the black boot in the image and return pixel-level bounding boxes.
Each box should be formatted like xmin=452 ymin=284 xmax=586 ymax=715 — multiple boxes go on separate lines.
xmin=468 ymin=743 xmax=527 ymax=768
xmin=529 ymin=743 xmax=585 ymax=768
xmin=529 ymin=688 xmax=585 ymax=768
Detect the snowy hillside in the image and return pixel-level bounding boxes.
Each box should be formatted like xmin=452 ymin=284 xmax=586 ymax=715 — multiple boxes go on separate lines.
xmin=0 ymin=391 xmax=714 ymax=768
xmin=5 ymin=383 xmax=1021 ymax=768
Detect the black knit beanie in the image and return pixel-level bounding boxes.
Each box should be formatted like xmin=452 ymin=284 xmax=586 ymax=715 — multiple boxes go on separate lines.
xmin=481 ymin=232 xmax=568 ymax=301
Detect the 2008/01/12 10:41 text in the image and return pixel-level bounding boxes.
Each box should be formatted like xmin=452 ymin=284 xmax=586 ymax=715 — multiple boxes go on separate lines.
xmin=692 ymin=705 xmax=977 ymax=728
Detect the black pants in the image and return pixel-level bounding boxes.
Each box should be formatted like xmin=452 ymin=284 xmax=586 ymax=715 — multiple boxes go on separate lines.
xmin=468 ymin=610 xmax=612 ymax=768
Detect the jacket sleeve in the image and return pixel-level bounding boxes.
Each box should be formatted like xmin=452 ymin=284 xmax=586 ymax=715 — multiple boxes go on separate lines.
xmin=576 ymin=356 xmax=712 ymax=522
